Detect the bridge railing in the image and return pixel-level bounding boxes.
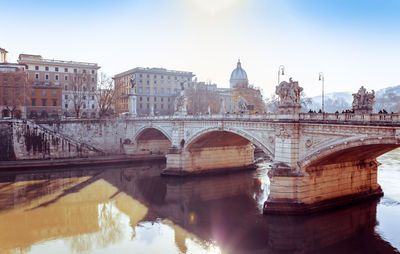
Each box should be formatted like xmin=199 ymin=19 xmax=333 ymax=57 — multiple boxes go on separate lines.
xmin=127 ymin=113 xmax=278 ymax=121
xmin=299 ymin=113 xmax=400 ymax=122
xmin=122 ymin=112 xmax=400 ymax=123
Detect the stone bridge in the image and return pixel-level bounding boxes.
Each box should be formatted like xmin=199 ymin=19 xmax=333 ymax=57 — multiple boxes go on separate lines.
xmin=121 ymin=112 xmax=400 ymax=214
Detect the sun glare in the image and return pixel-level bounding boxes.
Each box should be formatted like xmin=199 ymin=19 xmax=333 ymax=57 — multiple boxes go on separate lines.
xmin=190 ymin=0 xmax=242 ymax=15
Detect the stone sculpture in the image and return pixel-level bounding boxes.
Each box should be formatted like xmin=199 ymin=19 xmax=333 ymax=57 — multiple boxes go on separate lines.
xmin=174 ymin=82 xmax=188 ymax=115
xmin=352 ymin=86 xmax=375 ymax=113
xmin=275 ymin=78 xmax=303 ymax=106
xmin=238 ymin=96 xmax=249 ymax=112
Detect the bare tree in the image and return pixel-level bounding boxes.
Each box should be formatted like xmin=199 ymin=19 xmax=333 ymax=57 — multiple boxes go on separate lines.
xmin=96 ymin=73 xmax=116 ymax=118
xmin=186 ymin=84 xmax=221 ymax=114
xmin=67 ymin=72 xmax=91 ymax=118
xmin=2 ymin=70 xmax=31 ymax=118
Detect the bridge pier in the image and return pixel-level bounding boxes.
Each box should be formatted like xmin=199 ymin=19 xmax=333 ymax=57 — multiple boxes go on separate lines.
xmin=163 ymin=144 xmax=255 ymax=175
xmin=264 ymin=159 xmax=383 ymax=214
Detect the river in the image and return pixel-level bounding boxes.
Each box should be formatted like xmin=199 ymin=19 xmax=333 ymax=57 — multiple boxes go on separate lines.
xmin=0 ymin=149 xmax=400 ymax=254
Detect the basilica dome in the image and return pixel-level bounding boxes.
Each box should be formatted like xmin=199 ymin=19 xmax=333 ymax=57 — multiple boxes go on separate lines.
xmin=230 ymin=59 xmax=248 ymax=88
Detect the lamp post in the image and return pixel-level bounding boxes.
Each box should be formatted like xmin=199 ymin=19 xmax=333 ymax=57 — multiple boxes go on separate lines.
xmin=318 ymin=72 xmax=324 ymax=114
xmin=278 ymin=65 xmax=285 ymax=85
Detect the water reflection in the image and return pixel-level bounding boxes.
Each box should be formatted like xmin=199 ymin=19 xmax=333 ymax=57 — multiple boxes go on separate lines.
xmin=0 ymin=157 xmax=399 ymax=253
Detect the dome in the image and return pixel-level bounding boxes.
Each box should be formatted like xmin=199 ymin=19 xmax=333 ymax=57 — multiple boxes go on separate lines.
xmin=230 ymin=59 xmax=248 ymax=88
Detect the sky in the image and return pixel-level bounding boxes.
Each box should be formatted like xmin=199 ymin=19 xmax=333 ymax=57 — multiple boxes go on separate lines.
xmin=2 ymin=0 xmax=400 ymax=97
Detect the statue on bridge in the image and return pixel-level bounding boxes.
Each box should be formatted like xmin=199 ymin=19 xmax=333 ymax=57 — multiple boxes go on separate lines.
xmin=352 ymin=86 xmax=375 ymax=114
xmin=174 ymin=82 xmax=188 ymax=116
xmin=275 ymin=78 xmax=303 ymax=106
xmin=275 ymin=78 xmax=303 ymax=118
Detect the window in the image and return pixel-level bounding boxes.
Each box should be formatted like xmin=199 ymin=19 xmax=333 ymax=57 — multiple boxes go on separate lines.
xmin=45 ymin=66 xmax=49 ymax=71
xmin=146 ymin=74 xmax=149 ymax=78
xmin=147 ymin=103 xmax=149 ymax=109
xmin=161 ymin=75 xmax=164 ymax=79
xmin=91 ymin=70 xmax=95 ymax=74
xmin=154 ymin=104 xmax=157 ymax=109
xmin=52 ymin=90 xmax=57 ymax=95
xmin=167 ymin=89 xmax=170 ymax=94
xmin=139 ymin=104 xmax=142 ymax=109
xmin=55 ymin=74 xmax=59 ymax=81
xmin=83 ymin=103 xmax=86 ymax=109
xmin=65 ymin=95 xmax=68 ymax=99
xmin=92 ymin=87 xmax=95 ymax=92
xmin=91 ymin=95 xmax=94 ymax=100
xmin=146 ymin=97 xmax=149 ymax=102
xmin=154 ymin=80 xmax=157 ymax=84
xmin=146 ymin=80 xmax=149 ymax=85
xmin=64 ymin=85 xmax=68 ymax=90
xmin=91 ymin=77 xmax=94 ymax=82
xmin=161 ymin=104 xmax=164 ymax=109
xmin=74 ymin=69 xmax=77 ymax=73
xmin=64 ymin=68 xmax=68 ymax=72
xmin=64 ymin=75 xmax=68 ymax=81
xmin=168 ymin=98 xmax=170 ymax=102
xmin=52 ymin=99 xmax=57 ymax=106
xmin=161 ymin=97 xmax=164 ymax=102
xmin=42 ymin=90 xmax=47 ymax=96
xmin=45 ymin=74 xmax=49 ymax=80
xmin=65 ymin=103 xmax=68 ymax=108
xmin=32 ymin=90 xmax=36 ymax=96
xmin=83 ymin=95 xmax=86 ymax=100
xmin=168 ymin=76 xmax=170 ymax=80
xmin=139 ymin=96 xmax=142 ymax=101
xmin=83 ymin=69 xmax=86 ymax=74
xmin=154 ymin=88 xmax=157 ymax=94
xmin=55 ymin=67 xmax=59 ymax=72
xmin=32 ymin=99 xmax=36 ymax=106
xmin=92 ymin=104 xmax=94 ymax=109
xmin=146 ymin=88 xmax=150 ymax=94
xmin=35 ymin=73 xmax=39 ymax=79
xmin=161 ymin=88 xmax=164 ymax=94
xmin=41 ymin=99 xmax=47 ymax=106
xmin=83 ymin=86 xmax=87 ymax=91
xmin=138 ymin=87 xmax=143 ymax=93
xmin=35 ymin=66 xmax=39 ymax=70
xmin=139 ymin=74 xmax=142 ymax=78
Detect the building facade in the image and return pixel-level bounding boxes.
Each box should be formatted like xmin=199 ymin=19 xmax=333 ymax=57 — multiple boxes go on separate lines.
xmin=114 ymin=67 xmax=194 ymax=116
xmin=18 ymin=54 xmax=100 ymax=118
xmin=0 ymin=48 xmax=29 ymax=119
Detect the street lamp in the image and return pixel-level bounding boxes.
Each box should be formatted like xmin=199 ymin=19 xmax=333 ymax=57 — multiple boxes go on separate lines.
xmin=318 ymin=72 xmax=324 ymax=114
xmin=278 ymin=65 xmax=285 ymax=85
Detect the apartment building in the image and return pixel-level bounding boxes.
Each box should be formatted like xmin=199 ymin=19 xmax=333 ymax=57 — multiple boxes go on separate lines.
xmin=114 ymin=67 xmax=194 ymax=116
xmin=0 ymin=49 xmax=29 ymax=118
xmin=18 ymin=54 xmax=100 ymax=118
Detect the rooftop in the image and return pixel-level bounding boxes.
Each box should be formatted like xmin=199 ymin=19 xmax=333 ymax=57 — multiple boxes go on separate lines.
xmin=114 ymin=67 xmax=194 ymax=78
xmin=18 ymin=54 xmax=100 ymax=69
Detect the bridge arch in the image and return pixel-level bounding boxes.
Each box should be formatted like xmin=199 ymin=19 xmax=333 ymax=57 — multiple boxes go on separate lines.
xmin=299 ymin=136 xmax=400 ymax=168
xmin=133 ymin=126 xmax=172 ymax=155
xmin=133 ymin=125 xmax=172 ymax=143
xmin=184 ymin=126 xmax=274 ymax=158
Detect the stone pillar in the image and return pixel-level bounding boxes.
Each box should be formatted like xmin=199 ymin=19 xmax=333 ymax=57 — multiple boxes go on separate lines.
xmin=264 ymin=159 xmax=383 ymax=214
xmin=163 ymin=144 xmax=255 ymax=175
xmin=128 ymin=88 xmax=137 ymax=117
